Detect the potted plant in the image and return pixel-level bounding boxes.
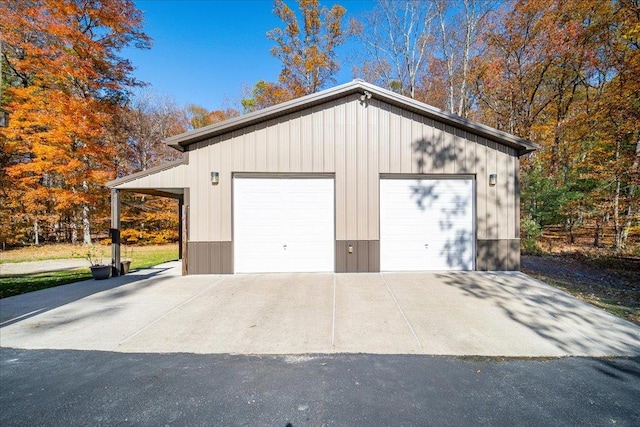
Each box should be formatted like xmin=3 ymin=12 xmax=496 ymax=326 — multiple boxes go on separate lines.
xmin=85 ymin=246 xmax=111 ymax=280
xmin=120 ymin=245 xmax=132 ymax=274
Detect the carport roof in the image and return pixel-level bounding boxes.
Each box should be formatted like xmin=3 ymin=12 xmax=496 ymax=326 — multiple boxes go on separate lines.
xmin=105 ymin=158 xmax=186 ymax=198
xmin=164 ymin=79 xmax=540 ymax=156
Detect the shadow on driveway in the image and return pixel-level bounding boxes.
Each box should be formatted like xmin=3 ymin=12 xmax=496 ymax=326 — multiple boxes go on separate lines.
xmin=436 ymin=271 xmax=640 ymax=356
xmin=0 ymin=262 xmax=180 ymax=327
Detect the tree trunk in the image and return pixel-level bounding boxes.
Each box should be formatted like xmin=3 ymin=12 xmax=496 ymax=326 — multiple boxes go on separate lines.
xmin=83 ymin=203 xmax=91 ymax=245
xmin=456 ymin=0 xmax=474 ymax=118
xmin=613 ymin=178 xmax=623 ymax=251
xmin=34 ymin=219 xmax=39 ymax=246
xmin=613 ymin=132 xmax=624 ymax=252
xmin=71 ymin=220 xmax=78 ymax=244
xmin=82 ymin=181 xmax=92 ymax=245
xmin=438 ymin=7 xmax=454 ymax=113
xmin=567 ymin=217 xmax=575 ymax=244
xmin=621 ymin=136 xmax=640 ymax=247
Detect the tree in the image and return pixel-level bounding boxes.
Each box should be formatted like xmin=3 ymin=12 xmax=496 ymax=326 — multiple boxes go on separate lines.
xmin=186 ymin=104 xmax=239 ymax=129
xmin=583 ymin=0 xmax=640 ymax=250
xmin=268 ymin=0 xmax=352 ymax=97
xmin=0 ymin=0 xmax=150 ymax=246
xmin=112 ymin=92 xmax=186 ymax=174
xmin=241 ymin=80 xmax=296 ymax=113
xmin=243 ymin=0 xmax=352 ymax=112
xmin=354 ymin=0 xmax=437 ymax=99
xmin=474 ymin=0 xmax=639 ymax=251
xmin=472 ymin=0 xmax=588 ymax=139
xmin=433 ymin=0 xmax=494 ymax=117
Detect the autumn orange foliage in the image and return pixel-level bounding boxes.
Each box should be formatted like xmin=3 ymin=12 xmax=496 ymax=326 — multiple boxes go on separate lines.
xmin=1 ymin=0 xmax=150 ymax=246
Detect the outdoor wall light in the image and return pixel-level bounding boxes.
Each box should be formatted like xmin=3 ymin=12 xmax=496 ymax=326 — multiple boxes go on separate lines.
xmin=211 ymin=171 xmax=219 ymax=186
xmin=489 ymin=173 xmax=497 ymax=186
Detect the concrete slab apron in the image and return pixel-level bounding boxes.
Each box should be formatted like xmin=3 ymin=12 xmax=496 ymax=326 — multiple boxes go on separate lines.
xmin=1 ymin=268 xmax=639 ymax=356
xmin=333 ymin=273 xmax=422 ymax=353
xmin=118 ymin=273 xmax=335 ymax=354
xmin=387 ymin=271 xmax=640 ymax=357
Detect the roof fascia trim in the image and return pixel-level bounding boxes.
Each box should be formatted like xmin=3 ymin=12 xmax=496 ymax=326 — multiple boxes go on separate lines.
xmin=112 ymin=188 xmax=184 ymax=199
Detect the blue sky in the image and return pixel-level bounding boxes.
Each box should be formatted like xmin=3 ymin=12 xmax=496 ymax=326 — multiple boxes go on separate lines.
xmin=123 ymin=0 xmax=376 ymax=111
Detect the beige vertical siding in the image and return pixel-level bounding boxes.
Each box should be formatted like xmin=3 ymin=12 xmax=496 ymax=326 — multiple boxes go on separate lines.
xmin=400 ymin=110 xmax=412 ymax=173
xmin=497 ymin=144 xmax=509 ymax=240
xmin=465 ymin=132 xmax=477 ymax=176
xmin=433 ymin=122 xmax=446 ymax=174
xmin=489 ymin=140 xmax=500 ymax=240
xmin=184 ymin=94 xmax=519 ymax=246
xmin=378 ymin=102 xmax=390 ymax=174
xmin=475 ymin=138 xmax=488 ymax=240
xmin=367 ymin=103 xmax=380 ymax=238
xmin=345 ymin=98 xmax=358 ymax=240
xmin=356 ymin=98 xmax=367 ymax=239
xmin=334 ymin=102 xmax=346 ymax=239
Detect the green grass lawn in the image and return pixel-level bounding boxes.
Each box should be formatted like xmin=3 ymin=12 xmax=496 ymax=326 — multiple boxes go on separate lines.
xmin=0 ymin=244 xmax=179 ymax=298
xmin=0 ymin=270 xmax=94 ymax=298
xmin=129 ymin=246 xmax=179 ymax=269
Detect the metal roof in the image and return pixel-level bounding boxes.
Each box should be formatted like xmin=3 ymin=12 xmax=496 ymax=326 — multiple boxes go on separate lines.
xmin=105 ymin=158 xmax=186 ymax=189
xmin=164 ymin=79 xmax=539 ymax=156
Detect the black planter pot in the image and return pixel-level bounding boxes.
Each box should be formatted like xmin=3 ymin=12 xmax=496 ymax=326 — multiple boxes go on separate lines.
xmin=90 ymin=265 xmax=111 ymax=280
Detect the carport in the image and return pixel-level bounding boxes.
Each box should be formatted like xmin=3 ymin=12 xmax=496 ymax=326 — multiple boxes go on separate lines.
xmin=106 ymin=159 xmax=188 ymax=277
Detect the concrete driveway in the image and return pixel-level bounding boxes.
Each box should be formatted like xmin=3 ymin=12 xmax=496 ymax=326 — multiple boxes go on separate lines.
xmin=1 ymin=262 xmax=639 ymax=357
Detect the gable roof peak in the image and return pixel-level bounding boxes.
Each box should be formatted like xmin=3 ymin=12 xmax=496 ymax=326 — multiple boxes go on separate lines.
xmin=163 ymin=80 xmax=539 ymax=156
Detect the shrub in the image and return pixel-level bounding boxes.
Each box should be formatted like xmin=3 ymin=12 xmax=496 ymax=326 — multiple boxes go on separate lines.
xmin=521 ymin=216 xmax=542 ymax=254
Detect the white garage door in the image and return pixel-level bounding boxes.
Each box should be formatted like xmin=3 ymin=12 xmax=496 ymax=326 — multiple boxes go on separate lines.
xmin=233 ymin=177 xmax=334 ymax=273
xmin=380 ymin=178 xmax=474 ymax=271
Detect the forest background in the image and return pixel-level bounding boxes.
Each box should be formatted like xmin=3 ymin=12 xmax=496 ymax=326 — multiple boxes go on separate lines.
xmin=1 ymin=0 xmax=639 ymax=256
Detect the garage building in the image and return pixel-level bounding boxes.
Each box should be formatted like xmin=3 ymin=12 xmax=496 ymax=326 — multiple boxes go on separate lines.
xmin=106 ymin=80 xmax=538 ymax=275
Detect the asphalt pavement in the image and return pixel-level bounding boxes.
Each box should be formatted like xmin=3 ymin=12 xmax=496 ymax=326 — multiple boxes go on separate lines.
xmin=1 ymin=348 xmax=639 ymax=426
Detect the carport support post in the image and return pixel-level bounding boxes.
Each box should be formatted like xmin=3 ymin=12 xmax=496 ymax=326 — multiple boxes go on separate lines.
xmin=181 ymin=202 xmax=188 ymax=276
xmin=178 ymin=197 xmax=183 ymax=261
xmin=111 ymin=189 xmax=121 ymax=277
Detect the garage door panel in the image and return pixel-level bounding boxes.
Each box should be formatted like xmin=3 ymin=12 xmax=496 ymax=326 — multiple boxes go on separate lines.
xmin=234 ymin=178 xmax=334 ymax=273
xmin=287 ymin=241 xmax=334 ymax=271
xmin=381 ymin=178 xmax=474 ymax=271
xmin=429 ymin=236 xmax=474 ymax=270
xmin=382 ymin=241 xmax=431 ymax=271
xmin=234 ymin=244 xmax=287 ymax=273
